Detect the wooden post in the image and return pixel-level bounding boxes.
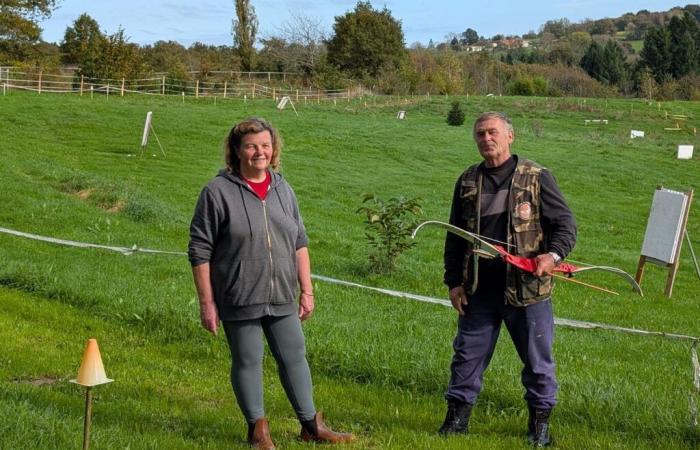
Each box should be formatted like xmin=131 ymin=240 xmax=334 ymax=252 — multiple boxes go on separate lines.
xmin=223 ymin=81 xmax=227 ymax=98
xmin=268 ymin=72 xmax=271 ymax=81
xmin=182 ymin=91 xmax=185 ymax=103
xmin=106 ymin=83 xmax=109 ymax=97
xmin=80 ymin=75 xmax=84 ymax=96
xmin=90 ymin=86 xmax=93 ymax=99
xmin=195 ymin=80 xmax=199 ymax=99
xmin=162 ymin=76 xmax=165 ymax=95
xmin=82 ymin=387 xmax=93 ymax=450
xmin=252 ymin=83 xmax=255 ymax=99
xmin=296 ymin=89 xmax=299 ymax=102
xmin=666 ymin=189 xmax=694 ymax=297
xmin=38 ymin=70 xmax=42 ymax=94
xmin=272 ymin=88 xmax=275 ymax=100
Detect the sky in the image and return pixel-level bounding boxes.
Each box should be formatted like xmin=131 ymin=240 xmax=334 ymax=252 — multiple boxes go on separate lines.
xmin=39 ymin=0 xmax=691 ymax=47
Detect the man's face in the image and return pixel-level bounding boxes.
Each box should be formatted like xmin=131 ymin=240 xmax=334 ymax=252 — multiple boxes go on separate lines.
xmin=473 ymin=117 xmax=514 ymax=167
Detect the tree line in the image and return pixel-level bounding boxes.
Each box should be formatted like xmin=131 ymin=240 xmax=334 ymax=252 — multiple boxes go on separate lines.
xmin=1 ymin=1 xmax=699 ymax=100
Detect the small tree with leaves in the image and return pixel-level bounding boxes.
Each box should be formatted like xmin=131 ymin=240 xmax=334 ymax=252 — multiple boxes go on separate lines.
xmin=446 ymin=101 xmax=465 ymax=126
xmin=357 ymin=193 xmax=423 ymax=273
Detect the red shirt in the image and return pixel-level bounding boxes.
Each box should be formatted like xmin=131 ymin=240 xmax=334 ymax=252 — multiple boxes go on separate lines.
xmin=243 ymin=171 xmax=271 ymax=200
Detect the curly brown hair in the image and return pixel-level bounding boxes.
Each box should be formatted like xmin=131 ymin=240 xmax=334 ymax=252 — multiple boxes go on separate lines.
xmin=225 ymin=117 xmax=283 ymax=174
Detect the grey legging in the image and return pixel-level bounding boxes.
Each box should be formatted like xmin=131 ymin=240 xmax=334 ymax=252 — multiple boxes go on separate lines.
xmin=222 ymin=313 xmax=316 ymax=423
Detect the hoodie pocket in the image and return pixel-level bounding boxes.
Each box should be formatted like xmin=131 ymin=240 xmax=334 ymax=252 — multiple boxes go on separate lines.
xmin=225 ymin=258 xmax=270 ymax=306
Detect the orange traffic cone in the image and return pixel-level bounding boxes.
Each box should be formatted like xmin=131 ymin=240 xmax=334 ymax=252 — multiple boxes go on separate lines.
xmin=71 ymin=338 xmax=113 ymax=387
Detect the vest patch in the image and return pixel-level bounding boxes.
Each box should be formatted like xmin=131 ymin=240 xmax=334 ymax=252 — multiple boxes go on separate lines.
xmin=516 ymin=202 xmax=532 ymax=221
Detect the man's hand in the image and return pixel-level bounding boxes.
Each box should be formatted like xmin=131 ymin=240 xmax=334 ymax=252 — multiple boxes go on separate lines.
xmin=449 ymin=286 xmax=468 ymax=315
xmin=199 ymin=300 xmax=219 ymax=336
xmin=534 ymin=253 xmax=556 ymax=277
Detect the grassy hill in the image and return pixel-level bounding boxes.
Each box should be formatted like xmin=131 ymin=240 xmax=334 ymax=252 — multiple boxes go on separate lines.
xmin=1 ymin=91 xmax=699 ymax=449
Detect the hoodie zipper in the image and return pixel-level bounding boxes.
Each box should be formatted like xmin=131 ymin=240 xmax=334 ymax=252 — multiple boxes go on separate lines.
xmin=262 ymin=199 xmax=274 ymax=311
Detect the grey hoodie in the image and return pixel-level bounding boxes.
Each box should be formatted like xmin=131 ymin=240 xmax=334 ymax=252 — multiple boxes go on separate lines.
xmin=188 ymin=169 xmax=308 ymax=321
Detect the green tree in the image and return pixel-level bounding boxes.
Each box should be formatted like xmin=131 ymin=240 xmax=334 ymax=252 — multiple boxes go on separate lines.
xmin=61 ymin=14 xmax=106 ymax=78
xmin=460 ymin=28 xmax=479 ymax=45
xmin=580 ymin=41 xmax=605 ymax=81
xmin=326 ymin=1 xmax=406 ymax=78
xmin=0 ymin=0 xmax=58 ymax=62
xmin=232 ymin=0 xmax=257 ymax=71
xmin=446 ymin=101 xmax=465 ymax=126
xmin=640 ymin=26 xmax=671 ymax=83
xmin=602 ymin=39 xmax=627 ymax=85
xmin=669 ymin=15 xmax=697 ymax=78
xmin=98 ymin=28 xmax=143 ymax=79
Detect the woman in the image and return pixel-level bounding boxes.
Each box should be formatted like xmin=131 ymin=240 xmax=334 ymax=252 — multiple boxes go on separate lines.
xmin=188 ymin=118 xmax=353 ymax=449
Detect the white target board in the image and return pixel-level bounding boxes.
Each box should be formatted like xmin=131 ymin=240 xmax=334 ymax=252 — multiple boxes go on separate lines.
xmin=640 ymin=189 xmax=690 ymax=264
xmin=141 ymin=111 xmax=153 ymax=147
xmin=677 ymin=145 xmax=694 ymax=159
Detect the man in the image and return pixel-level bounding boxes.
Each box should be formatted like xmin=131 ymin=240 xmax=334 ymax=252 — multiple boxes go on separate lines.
xmin=441 ymin=112 xmax=576 ymax=446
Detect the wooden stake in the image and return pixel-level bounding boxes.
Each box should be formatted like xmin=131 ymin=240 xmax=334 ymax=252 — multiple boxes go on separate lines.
xmin=82 ymin=387 xmax=93 ymax=450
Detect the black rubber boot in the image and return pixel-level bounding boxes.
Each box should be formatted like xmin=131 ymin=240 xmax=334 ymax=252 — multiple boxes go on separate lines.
xmin=527 ymin=407 xmax=552 ymax=447
xmin=438 ymin=399 xmax=473 ymax=435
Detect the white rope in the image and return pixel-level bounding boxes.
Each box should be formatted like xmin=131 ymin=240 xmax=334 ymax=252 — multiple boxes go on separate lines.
xmin=0 ymin=227 xmax=186 ymax=256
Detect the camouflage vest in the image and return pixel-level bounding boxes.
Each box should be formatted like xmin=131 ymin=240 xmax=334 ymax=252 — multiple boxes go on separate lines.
xmin=459 ymin=158 xmax=553 ymax=306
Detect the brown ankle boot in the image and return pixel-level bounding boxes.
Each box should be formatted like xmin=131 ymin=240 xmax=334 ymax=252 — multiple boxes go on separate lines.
xmin=300 ymin=412 xmax=355 ymax=443
xmin=248 ymin=418 xmax=275 ymax=450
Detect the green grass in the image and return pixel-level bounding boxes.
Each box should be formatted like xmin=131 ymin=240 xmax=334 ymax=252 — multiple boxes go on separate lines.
xmin=1 ymin=91 xmax=700 ymax=448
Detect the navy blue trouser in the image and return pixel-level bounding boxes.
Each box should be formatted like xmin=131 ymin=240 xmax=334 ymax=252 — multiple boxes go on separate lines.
xmin=445 ymin=291 xmax=557 ymax=409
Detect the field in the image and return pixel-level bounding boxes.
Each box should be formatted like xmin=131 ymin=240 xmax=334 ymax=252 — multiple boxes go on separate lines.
xmin=1 ymin=91 xmax=700 ymax=449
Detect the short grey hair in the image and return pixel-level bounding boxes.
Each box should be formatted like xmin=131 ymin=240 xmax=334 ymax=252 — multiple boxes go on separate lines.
xmin=473 ymin=111 xmax=514 ymax=134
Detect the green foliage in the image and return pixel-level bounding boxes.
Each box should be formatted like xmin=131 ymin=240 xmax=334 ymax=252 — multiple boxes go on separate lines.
xmin=640 ymin=26 xmax=672 ymax=83
xmin=445 ymin=101 xmax=465 ymax=126
xmin=507 ymin=75 xmax=548 ymax=96
xmin=580 ymin=40 xmax=628 ymax=88
xmin=232 ymin=0 xmax=258 ymax=71
xmin=0 ymin=0 xmax=58 ymax=62
xmin=326 ymin=1 xmax=407 ymax=78
xmin=669 ymin=15 xmax=698 ymax=79
xmin=356 ymin=193 xmax=422 ymax=273
xmin=61 ymin=13 xmax=105 ymax=75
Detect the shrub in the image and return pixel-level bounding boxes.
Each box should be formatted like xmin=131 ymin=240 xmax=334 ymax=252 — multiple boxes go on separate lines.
xmin=356 ymin=193 xmax=423 ymax=273
xmin=446 ymin=101 xmax=465 ymax=126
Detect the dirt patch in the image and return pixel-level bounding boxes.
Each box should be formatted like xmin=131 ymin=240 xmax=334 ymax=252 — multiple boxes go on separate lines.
xmin=106 ymin=199 xmax=125 ymax=213
xmin=76 ymin=188 xmax=94 ymax=200
xmin=13 ymin=375 xmax=60 ymax=386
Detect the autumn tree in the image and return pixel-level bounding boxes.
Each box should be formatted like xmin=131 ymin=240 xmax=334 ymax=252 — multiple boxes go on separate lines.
xmin=326 ymin=1 xmax=406 ymax=78
xmin=0 ymin=0 xmax=59 ymax=62
xmin=232 ymin=0 xmax=257 ymax=71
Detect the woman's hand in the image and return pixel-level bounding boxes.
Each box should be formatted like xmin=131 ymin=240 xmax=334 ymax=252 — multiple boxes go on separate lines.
xmin=200 ymin=300 xmax=219 ymax=336
xmin=298 ymin=291 xmax=315 ymax=321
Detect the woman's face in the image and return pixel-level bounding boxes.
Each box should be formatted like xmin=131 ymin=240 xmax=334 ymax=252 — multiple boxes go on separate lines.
xmin=237 ymin=130 xmax=273 ymax=177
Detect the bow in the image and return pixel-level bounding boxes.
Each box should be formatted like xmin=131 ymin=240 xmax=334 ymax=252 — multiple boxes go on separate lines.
xmin=412 ymin=220 xmax=643 ymax=296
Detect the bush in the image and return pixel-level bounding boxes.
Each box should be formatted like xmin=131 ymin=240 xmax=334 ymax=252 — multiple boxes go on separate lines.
xmin=356 ymin=193 xmax=423 ymax=273
xmin=446 ymin=101 xmax=465 ymax=126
